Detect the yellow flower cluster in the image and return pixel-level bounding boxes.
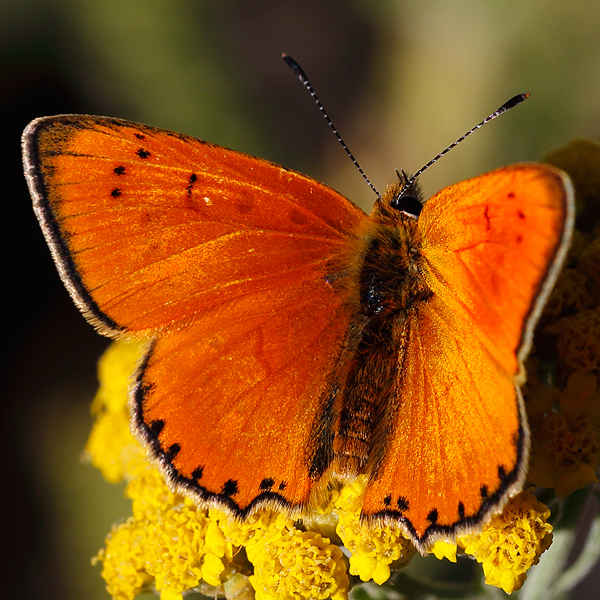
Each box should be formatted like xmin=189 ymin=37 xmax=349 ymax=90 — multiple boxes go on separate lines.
xmin=525 ymin=139 xmax=600 ymax=497
xmin=333 ymin=476 xmax=416 ymax=585
xmin=458 ymin=490 xmax=553 ymax=594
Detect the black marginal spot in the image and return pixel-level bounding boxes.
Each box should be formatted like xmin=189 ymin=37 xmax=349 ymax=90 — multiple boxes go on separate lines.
xmin=498 ymin=465 xmax=508 ymax=482
xmin=278 ymin=481 xmax=287 ymax=491
xmin=427 ymin=509 xmax=438 ymax=524
xmin=110 ymin=188 xmax=122 ymax=198
xmin=134 ymin=133 xmax=145 ymax=140
xmin=383 ymin=495 xmax=392 ymax=507
xmin=458 ymin=502 xmax=465 ymax=519
xmin=222 ymin=480 xmax=239 ymax=497
xmin=259 ymin=478 xmax=274 ymax=491
xmin=480 ymin=485 xmax=489 ymax=499
xmin=165 ymin=443 xmax=181 ymax=462
xmin=191 ymin=467 xmax=204 ymax=481
xmin=397 ymin=496 xmax=409 ymax=511
xmin=149 ymin=420 xmax=164 ymax=437
xmin=508 ymin=191 xmax=516 ymax=199
xmin=114 ymin=165 xmax=126 ymax=175
xmin=137 ymin=148 xmax=151 ymax=159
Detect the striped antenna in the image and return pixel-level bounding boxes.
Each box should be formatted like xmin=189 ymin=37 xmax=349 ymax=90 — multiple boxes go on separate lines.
xmin=283 ymin=54 xmax=381 ymax=198
xmin=399 ymin=93 xmax=530 ymax=197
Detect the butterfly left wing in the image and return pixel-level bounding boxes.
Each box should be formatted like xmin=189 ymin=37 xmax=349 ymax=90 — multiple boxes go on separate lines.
xmin=23 ymin=115 xmax=366 ymax=335
xmin=23 ymin=115 xmax=369 ymax=516
xmin=362 ymin=164 xmax=574 ymax=549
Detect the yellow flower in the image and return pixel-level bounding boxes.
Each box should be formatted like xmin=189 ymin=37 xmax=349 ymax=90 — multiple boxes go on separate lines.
xmin=528 ymin=370 xmax=600 ymax=496
xmin=248 ymin=528 xmax=349 ymax=600
xmin=429 ymin=540 xmax=458 ymax=563
xmin=544 ymin=138 xmax=600 ymax=217
xmin=333 ymin=476 xmax=416 ymax=585
xmin=458 ymin=490 xmax=553 ymax=594
xmin=543 ymin=268 xmax=592 ymax=318
xmin=546 ymin=308 xmax=600 ymax=373
xmin=84 ymin=338 xmax=146 ymax=483
xmin=529 ymin=410 xmax=600 ymax=496
xmin=94 ymin=517 xmax=153 ymax=600
xmin=559 ymin=371 xmax=600 ymax=418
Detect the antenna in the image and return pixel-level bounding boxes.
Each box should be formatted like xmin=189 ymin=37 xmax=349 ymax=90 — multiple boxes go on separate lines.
xmin=283 ymin=54 xmax=381 ymax=198
xmin=398 ymin=93 xmax=530 ymax=197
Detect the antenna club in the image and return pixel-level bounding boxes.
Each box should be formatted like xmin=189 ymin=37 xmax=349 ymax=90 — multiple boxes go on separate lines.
xmin=500 ymin=93 xmax=531 ymax=112
xmin=282 ymin=54 xmax=307 ymax=81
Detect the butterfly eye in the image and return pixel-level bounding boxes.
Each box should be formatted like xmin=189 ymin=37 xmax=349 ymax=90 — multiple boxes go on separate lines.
xmin=390 ymin=194 xmax=423 ymax=217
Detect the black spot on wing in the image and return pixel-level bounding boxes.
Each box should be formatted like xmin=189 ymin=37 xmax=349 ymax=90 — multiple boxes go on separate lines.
xmin=427 ymin=509 xmax=438 ymax=524
xmin=114 ymin=165 xmax=126 ymax=175
xmin=191 ymin=467 xmax=204 ymax=481
xmin=222 ymin=480 xmax=239 ymax=497
xmin=137 ymin=148 xmax=151 ymax=159
xmin=165 ymin=443 xmax=181 ymax=462
xmin=498 ymin=465 xmax=508 ymax=482
xmin=259 ymin=478 xmax=274 ymax=491
xmin=397 ymin=496 xmax=408 ymax=511
xmin=110 ymin=188 xmax=122 ymax=198
xmin=186 ymin=173 xmax=197 ymax=197
xmin=149 ymin=420 xmax=164 ymax=437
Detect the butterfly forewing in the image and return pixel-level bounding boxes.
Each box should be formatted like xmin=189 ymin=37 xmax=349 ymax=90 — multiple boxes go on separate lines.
xmin=23 ymin=115 xmax=366 ymax=334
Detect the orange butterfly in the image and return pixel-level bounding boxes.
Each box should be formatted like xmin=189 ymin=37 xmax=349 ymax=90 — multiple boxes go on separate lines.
xmin=23 ymin=109 xmax=573 ymax=552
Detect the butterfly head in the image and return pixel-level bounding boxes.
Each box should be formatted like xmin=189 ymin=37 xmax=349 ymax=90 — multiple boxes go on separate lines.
xmin=375 ymin=170 xmax=423 ymax=222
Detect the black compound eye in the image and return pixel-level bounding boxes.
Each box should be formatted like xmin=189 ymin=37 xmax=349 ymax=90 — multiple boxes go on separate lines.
xmin=391 ymin=194 xmax=422 ymax=217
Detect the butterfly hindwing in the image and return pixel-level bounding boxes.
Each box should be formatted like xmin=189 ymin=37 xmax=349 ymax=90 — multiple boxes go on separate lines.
xmin=135 ymin=278 xmax=357 ymax=514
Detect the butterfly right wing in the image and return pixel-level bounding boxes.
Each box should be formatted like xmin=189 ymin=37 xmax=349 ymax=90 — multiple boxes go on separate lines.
xmin=361 ymin=164 xmax=573 ymax=550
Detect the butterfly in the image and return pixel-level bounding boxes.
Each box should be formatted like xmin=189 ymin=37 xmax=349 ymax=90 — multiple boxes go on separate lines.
xmin=22 ymin=112 xmax=573 ymax=552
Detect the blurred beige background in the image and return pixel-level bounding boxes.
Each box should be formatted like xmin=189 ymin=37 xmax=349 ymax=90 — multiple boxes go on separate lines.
xmin=2 ymin=1 xmax=599 ymax=599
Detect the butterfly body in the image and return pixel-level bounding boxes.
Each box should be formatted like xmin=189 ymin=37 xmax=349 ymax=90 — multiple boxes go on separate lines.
xmin=329 ymin=185 xmax=431 ymax=479
xmin=23 ymin=115 xmax=574 ymax=551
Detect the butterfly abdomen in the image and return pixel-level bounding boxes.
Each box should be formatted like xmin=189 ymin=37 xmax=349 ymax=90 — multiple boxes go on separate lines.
xmin=333 ymin=211 xmax=432 ymax=478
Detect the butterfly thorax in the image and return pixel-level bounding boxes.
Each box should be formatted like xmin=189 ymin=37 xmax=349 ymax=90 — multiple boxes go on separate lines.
xmin=332 ymin=198 xmax=433 ymax=479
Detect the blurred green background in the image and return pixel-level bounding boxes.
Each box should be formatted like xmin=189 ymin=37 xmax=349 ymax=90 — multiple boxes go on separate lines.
xmin=2 ymin=1 xmax=600 ymax=599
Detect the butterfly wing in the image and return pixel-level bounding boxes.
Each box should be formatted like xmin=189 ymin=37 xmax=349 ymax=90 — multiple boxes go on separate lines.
xmin=23 ymin=115 xmax=365 ymax=334
xmin=23 ymin=115 xmax=368 ymax=513
xmin=362 ymin=164 xmax=574 ymax=548
xmin=135 ymin=279 xmax=356 ymax=513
